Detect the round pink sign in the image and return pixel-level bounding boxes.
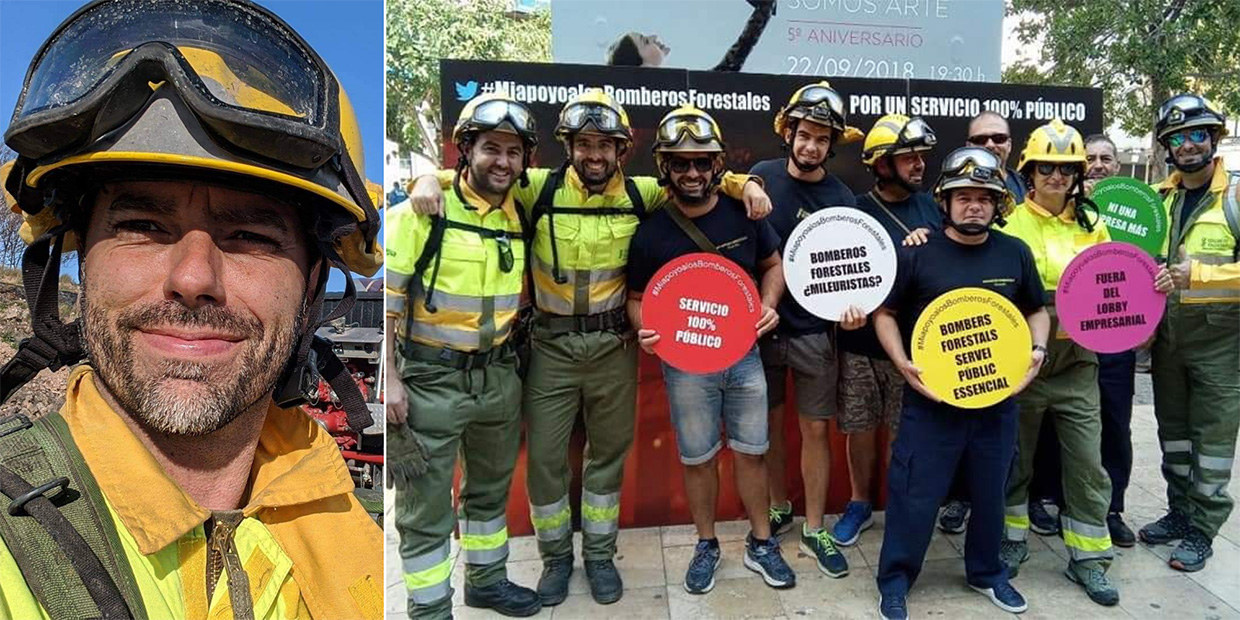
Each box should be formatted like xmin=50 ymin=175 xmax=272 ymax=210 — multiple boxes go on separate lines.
xmin=1055 ymin=242 xmax=1166 ymax=353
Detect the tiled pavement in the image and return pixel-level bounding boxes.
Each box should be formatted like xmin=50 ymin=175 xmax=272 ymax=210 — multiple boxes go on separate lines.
xmin=386 ymin=404 xmax=1240 ymax=619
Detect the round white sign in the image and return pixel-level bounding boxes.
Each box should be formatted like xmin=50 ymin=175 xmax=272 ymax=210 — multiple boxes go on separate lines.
xmin=782 ymin=207 xmax=898 ymax=321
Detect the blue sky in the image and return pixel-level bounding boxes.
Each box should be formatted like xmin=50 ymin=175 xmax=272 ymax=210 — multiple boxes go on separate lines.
xmin=0 ymin=0 xmax=384 ymax=289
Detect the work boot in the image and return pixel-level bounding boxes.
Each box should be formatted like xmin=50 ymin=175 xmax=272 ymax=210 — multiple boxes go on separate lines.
xmin=1065 ymin=560 xmax=1120 ymax=606
xmin=535 ymin=556 xmax=573 ymax=607
xmin=999 ymin=540 xmax=1029 ymax=579
xmin=1029 ymin=499 xmax=1061 ymax=536
xmin=769 ymin=500 xmax=794 ymax=538
xmin=585 ymin=559 xmax=623 ymax=605
xmin=1139 ymin=509 xmax=1192 ymax=545
xmin=1169 ymin=528 xmax=1213 ymax=572
xmin=938 ymin=500 xmax=970 ymax=534
xmin=1107 ymin=513 xmax=1136 ymax=548
xmin=463 ymin=579 xmax=542 ymax=617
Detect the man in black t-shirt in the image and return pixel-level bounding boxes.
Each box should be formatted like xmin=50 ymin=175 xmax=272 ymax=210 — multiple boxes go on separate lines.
xmin=626 ymin=105 xmax=795 ymax=595
xmin=748 ymin=81 xmax=864 ymax=578
xmin=872 ymin=147 xmax=1050 ymax=620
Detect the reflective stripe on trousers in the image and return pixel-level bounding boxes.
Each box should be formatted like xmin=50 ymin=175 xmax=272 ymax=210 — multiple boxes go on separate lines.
xmin=404 ymin=539 xmax=453 ymax=604
xmin=459 ymin=515 xmax=509 ymax=565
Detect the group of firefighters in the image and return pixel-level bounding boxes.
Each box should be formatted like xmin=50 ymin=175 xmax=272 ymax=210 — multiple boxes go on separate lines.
xmin=385 ymin=82 xmax=1239 ymax=620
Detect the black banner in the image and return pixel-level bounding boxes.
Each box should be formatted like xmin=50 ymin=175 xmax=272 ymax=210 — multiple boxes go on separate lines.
xmin=440 ymin=59 xmax=1103 ymax=193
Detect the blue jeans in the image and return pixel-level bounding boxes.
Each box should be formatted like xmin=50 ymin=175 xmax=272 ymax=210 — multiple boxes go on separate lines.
xmin=661 ymin=347 xmax=769 ymax=465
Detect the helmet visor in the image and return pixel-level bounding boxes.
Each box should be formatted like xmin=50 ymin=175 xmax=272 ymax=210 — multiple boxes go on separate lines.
xmin=788 ymin=85 xmax=846 ymax=128
xmin=560 ymin=102 xmax=626 ymax=136
xmin=656 ymin=114 xmax=719 ymax=146
xmin=14 ymin=0 xmax=323 ymax=123
xmin=942 ymin=147 xmax=1002 ymax=178
xmin=1158 ymin=94 xmax=1208 ymax=123
xmin=897 ymin=117 xmax=937 ymax=150
xmin=467 ymin=99 xmax=538 ymax=141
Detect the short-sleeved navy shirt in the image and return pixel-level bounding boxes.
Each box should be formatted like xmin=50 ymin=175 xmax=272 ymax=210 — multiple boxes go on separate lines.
xmin=749 ymin=158 xmax=857 ymax=334
xmin=838 ymin=190 xmax=944 ymax=359
xmin=882 ymin=229 xmax=1045 ymax=407
xmin=627 ymin=194 xmax=781 ymax=295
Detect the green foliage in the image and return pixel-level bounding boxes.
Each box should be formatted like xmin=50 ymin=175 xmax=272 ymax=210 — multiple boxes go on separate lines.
xmin=1002 ymin=0 xmax=1240 ymax=169
xmin=386 ymin=0 xmax=551 ymax=161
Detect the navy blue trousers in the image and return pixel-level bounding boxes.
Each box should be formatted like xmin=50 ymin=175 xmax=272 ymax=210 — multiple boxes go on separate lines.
xmin=878 ymin=396 xmax=1019 ymax=597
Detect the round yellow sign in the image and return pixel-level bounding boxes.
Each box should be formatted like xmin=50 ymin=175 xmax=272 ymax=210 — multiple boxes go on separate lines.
xmin=911 ymin=287 xmax=1032 ymax=409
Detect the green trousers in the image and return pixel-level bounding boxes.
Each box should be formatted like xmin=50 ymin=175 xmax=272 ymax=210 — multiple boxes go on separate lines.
xmin=395 ymin=351 xmax=522 ymax=620
xmin=1151 ymin=302 xmax=1240 ymax=539
xmin=1005 ymin=336 xmax=1114 ymax=567
xmin=524 ymin=328 xmax=637 ymax=562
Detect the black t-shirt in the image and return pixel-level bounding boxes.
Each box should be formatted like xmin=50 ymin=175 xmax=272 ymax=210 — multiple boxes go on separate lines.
xmin=1005 ymin=167 xmax=1028 ymax=205
xmin=627 ymin=194 xmax=782 ymax=295
xmin=881 ymin=230 xmax=1045 ymax=407
xmin=1179 ymin=184 xmax=1211 ymax=235
xmin=749 ymin=158 xmax=858 ymax=334
xmin=838 ymin=190 xmax=944 ymax=359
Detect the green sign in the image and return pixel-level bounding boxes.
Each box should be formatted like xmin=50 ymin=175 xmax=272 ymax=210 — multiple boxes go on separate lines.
xmin=1091 ymin=177 xmax=1168 ymax=258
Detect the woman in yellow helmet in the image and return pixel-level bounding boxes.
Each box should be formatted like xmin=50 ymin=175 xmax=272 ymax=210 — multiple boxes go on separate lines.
xmin=998 ymin=119 xmax=1171 ymax=606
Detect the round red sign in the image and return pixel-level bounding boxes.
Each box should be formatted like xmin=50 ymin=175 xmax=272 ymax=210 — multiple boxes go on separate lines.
xmin=641 ymin=253 xmax=762 ymax=374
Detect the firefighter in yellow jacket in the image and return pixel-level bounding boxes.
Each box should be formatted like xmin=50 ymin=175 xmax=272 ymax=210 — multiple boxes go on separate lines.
xmin=999 ymin=119 xmax=1170 ymax=605
xmin=1140 ymin=95 xmax=1240 ymax=573
xmin=0 ymin=1 xmax=384 ymax=618
xmin=386 ymin=93 xmax=545 ymax=619
xmin=406 ymin=89 xmax=771 ymax=607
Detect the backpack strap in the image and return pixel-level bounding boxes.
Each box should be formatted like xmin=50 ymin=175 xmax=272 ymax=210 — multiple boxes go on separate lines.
xmin=1223 ymin=173 xmax=1240 ymax=260
xmin=0 ymin=413 xmax=145 ymax=620
xmin=665 ymin=206 xmax=721 ymax=255
xmin=624 ymin=178 xmax=647 ymax=219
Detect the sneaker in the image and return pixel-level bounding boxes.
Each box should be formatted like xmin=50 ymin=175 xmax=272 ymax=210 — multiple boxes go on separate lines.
xmin=831 ymin=500 xmax=873 ymax=547
xmin=463 ymin=579 xmax=543 ymax=617
xmin=1169 ymin=528 xmax=1214 ymax=572
xmin=535 ymin=556 xmax=573 ymax=606
xmin=938 ymin=500 xmax=970 ymax=534
xmin=878 ymin=592 xmax=909 ymax=620
xmin=585 ymin=559 xmax=623 ymax=605
xmin=683 ymin=539 xmax=722 ymax=594
xmin=743 ymin=533 xmax=797 ymax=589
xmin=999 ymin=540 xmax=1029 ymax=579
xmin=799 ymin=524 xmax=849 ymax=578
xmin=1139 ymin=509 xmax=1192 ymax=545
xmin=1107 ymin=512 xmax=1136 ymax=548
xmin=1065 ymin=560 xmax=1120 ymax=606
xmin=769 ymin=500 xmax=794 ymax=538
xmin=1029 ymin=499 xmax=1061 ymax=536
xmin=969 ymin=581 xmax=1028 ymax=613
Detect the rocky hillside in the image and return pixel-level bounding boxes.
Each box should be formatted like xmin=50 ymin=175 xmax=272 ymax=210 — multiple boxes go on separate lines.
xmin=0 ymin=282 xmax=72 ymax=420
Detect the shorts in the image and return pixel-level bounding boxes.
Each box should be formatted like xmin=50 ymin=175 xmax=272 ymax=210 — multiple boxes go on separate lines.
xmin=661 ymin=347 xmax=769 ymax=465
xmin=837 ymin=350 xmax=904 ymax=434
xmin=759 ymin=331 xmax=837 ymax=419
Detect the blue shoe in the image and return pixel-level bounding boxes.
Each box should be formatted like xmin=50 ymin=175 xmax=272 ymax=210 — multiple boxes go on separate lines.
xmin=799 ymin=524 xmax=849 ymax=578
xmin=969 ymin=581 xmax=1028 ymax=614
xmin=683 ymin=539 xmax=722 ymax=594
xmin=743 ymin=533 xmax=796 ymax=588
xmin=832 ymin=501 xmax=873 ymax=547
xmin=879 ymin=592 xmax=909 ymax=620
xmin=938 ymin=500 xmax=970 ymax=534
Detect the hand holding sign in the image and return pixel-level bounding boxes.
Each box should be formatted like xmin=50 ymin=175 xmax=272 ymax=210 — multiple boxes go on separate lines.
xmin=1055 ymin=242 xmax=1167 ymax=353
xmin=1090 ymin=178 xmax=1168 ymax=258
xmin=641 ymin=253 xmax=763 ymax=374
xmin=782 ymin=208 xmax=898 ymax=321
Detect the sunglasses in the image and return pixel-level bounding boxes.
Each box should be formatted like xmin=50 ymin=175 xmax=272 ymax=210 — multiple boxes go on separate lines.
xmin=1034 ymin=162 xmax=1080 ymax=177
xmin=1167 ymin=128 xmax=1211 ymax=148
xmin=967 ymin=133 xmax=1010 ymax=146
xmin=668 ymin=156 xmax=715 ymax=174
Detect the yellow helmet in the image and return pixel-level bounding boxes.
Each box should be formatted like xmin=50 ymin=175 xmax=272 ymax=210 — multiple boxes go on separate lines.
xmin=862 ymin=114 xmax=937 ymax=167
xmin=4 ymin=0 xmax=381 ymax=277
xmin=555 ymin=88 xmax=632 ymax=144
xmin=1017 ymin=118 xmax=1086 ymax=172
xmin=452 ymin=92 xmax=539 ymax=147
xmin=653 ymin=105 xmax=724 ymax=154
xmin=773 ymin=81 xmax=864 ymax=145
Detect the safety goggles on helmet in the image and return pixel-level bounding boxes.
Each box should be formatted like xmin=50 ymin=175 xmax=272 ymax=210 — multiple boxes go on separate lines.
xmin=6 ymin=0 xmax=348 ymax=171
xmin=787 ymin=86 xmax=846 ymax=128
xmin=1166 ymin=128 xmax=1212 ymax=149
xmin=655 ymin=114 xmax=721 ymax=148
xmin=460 ymin=99 xmax=538 ymax=143
xmin=1156 ymin=94 xmax=1225 ymax=140
xmin=935 ymin=147 xmax=1008 ymax=197
xmin=558 ymin=102 xmax=628 ymax=138
xmin=894 ymin=117 xmax=937 ymax=152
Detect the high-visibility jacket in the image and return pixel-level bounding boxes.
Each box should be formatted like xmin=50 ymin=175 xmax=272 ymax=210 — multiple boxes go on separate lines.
xmin=432 ymin=167 xmax=755 ymax=317
xmin=0 ymin=366 xmax=383 ymax=620
xmin=1004 ymin=196 xmax=1112 ymax=292
xmin=386 ymin=173 xmax=526 ymax=352
xmin=1156 ymin=159 xmax=1240 ymax=305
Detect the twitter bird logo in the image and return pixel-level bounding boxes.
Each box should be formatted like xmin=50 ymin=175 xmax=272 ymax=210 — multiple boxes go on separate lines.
xmin=455 ymin=81 xmax=479 ymax=101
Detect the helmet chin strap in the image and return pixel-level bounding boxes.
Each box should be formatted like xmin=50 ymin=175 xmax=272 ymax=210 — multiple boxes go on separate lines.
xmin=876 ymin=156 xmax=919 ymax=195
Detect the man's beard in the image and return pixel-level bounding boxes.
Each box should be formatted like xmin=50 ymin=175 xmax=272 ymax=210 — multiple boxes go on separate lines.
xmin=470 ymin=161 xmax=517 ymax=196
xmin=790 ymin=150 xmax=825 ymax=173
xmin=670 ymin=175 xmax=714 ymax=206
xmin=573 ymin=158 xmax=618 ymax=187
xmin=82 ymin=279 xmax=305 ymax=437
